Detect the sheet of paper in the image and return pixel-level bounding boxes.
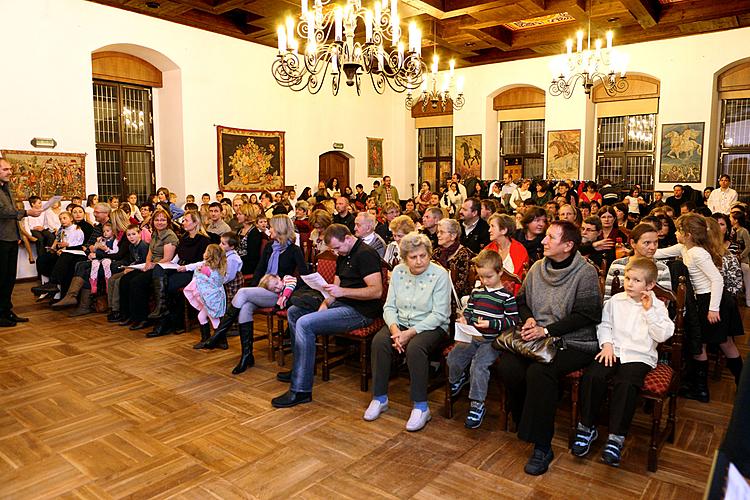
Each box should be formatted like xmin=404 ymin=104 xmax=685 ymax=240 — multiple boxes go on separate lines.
xmin=726 ymin=462 xmax=750 ymax=500
xmin=61 ymin=249 xmax=86 ymax=256
xmin=454 ymin=322 xmax=483 ymax=343
xmin=157 ymin=262 xmax=181 ymax=270
xmin=41 ymin=195 xmax=63 ymax=211
xmin=301 ymin=272 xmax=332 ymax=300
xmin=128 ymin=263 xmax=147 ymax=270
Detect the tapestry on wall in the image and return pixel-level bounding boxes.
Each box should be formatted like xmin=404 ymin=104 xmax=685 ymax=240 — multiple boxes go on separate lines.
xmin=659 ymin=122 xmax=704 ymax=184
xmin=217 ymin=126 xmax=285 ymax=192
xmin=367 ymin=137 xmax=383 ymax=177
xmin=454 ymin=134 xmax=481 ymax=180
xmin=546 ymin=130 xmax=581 ymax=180
xmin=0 ymin=150 xmax=86 ymax=201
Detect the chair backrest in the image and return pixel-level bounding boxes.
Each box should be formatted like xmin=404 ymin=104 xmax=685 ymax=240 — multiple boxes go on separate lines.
xmin=379 ymin=259 xmax=391 ymax=303
xmin=316 ymin=250 xmax=338 ymax=284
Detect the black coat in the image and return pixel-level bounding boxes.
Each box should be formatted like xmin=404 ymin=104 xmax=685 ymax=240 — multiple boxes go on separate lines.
xmin=460 ymin=218 xmax=490 ymax=254
xmin=249 ymin=242 xmax=308 ymax=287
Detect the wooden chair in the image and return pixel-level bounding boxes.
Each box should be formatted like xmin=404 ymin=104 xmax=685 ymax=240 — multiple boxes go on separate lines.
xmin=320 ymin=260 xmax=391 ymax=392
xmin=444 ymin=266 xmax=520 ymax=420
xmin=608 ymin=270 xmax=687 ymax=472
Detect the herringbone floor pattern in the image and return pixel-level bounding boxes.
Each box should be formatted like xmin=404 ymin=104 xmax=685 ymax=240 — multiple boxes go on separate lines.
xmin=0 ymin=283 xmax=745 ymax=498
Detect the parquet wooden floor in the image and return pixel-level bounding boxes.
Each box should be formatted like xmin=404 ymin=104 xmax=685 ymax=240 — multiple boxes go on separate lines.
xmin=0 ymin=282 xmax=746 ymax=499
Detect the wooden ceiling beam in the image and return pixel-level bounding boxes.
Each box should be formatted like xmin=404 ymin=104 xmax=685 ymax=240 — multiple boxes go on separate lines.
xmin=619 ymin=0 xmax=660 ymax=29
xmin=466 ymin=25 xmax=514 ymax=50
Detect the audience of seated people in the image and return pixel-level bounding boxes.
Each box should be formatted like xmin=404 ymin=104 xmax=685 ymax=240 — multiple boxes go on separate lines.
xmin=18 ymin=174 xmax=748 ymax=476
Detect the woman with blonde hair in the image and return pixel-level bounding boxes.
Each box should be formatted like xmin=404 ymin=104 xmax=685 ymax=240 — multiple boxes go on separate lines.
xmin=201 ymin=215 xmax=308 ymax=375
xmin=310 ymin=209 xmax=333 ymax=255
xmin=383 ymin=215 xmax=416 ymax=266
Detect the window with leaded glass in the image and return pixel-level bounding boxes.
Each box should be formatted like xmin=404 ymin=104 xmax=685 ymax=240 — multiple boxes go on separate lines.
xmin=93 ymin=80 xmax=155 ymax=202
xmin=418 ymin=127 xmax=453 ymax=194
xmin=499 ymin=119 xmax=544 ymax=180
xmin=719 ymin=98 xmax=750 ymax=201
xmin=596 ymin=114 xmax=656 ymax=194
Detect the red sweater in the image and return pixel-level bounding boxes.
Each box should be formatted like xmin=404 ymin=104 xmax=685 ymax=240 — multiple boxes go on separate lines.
xmin=483 ymin=238 xmax=529 ymax=294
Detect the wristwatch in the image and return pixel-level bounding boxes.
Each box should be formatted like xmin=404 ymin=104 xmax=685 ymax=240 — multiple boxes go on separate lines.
xmin=543 ymin=327 xmax=550 ymax=337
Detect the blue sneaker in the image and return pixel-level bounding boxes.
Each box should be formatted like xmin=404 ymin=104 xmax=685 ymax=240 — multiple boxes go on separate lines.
xmin=601 ymin=438 xmax=623 ymax=467
xmin=450 ymin=372 xmax=469 ymax=398
xmin=464 ymin=400 xmax=486 ymax=429
xmin=571 ymin=425 xmax=598 ymax=457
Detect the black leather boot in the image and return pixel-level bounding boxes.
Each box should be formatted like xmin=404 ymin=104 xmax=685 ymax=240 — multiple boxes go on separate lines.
xmin=232 ymin=322 xmax=254 ymax=374
xmin=146 ymin=317 xmax=174 ymax=338
xmin=148 ymin=276 xmax=169 ymax=320
xmin=193 ymin=323 xmax=212 ymax=349
xmin=682 ymin=359 xmax=710 ymax=403
xmin=201 ymin=305 xmax=239 ymax=350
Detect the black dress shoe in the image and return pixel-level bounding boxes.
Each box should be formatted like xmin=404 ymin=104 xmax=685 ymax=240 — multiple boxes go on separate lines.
xmin=145 ymin=325 xmax=172 ymax=338
xmin=31 ymin=283 xmax=59 ymax=295
xmin=0 ymin=318 xmax=17 ymax=328
xmin=276 ymin=371 xmax=292 ymax=383
xmin=271 ymin=390 xmax=312 ymax=408
xmin=107 ymin=312 xmax=122 ymax=322
xmin=7 ymin=312 xmax=29 ymax=323
xmin=118 ymin=318 xmax=132 ymax=326
xmin=129 ymin=321 xmax=149 ymax=331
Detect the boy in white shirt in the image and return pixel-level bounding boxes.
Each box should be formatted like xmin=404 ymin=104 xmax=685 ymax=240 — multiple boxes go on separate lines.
xmin=572 ymin=258 xmax=674 ymax=467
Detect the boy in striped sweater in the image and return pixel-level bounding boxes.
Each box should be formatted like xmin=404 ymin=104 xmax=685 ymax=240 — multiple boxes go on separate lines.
xmin=447 ymin=249 xmax=519 ymax=428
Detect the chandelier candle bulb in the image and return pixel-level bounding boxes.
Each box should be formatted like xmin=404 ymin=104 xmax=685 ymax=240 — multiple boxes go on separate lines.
xmin=606 ymin=30 xmax=613 ymax=50
xmin=378 ymin=45 xmax=384 ymax=71
xmin=408 ymin=22 xmax=416 ymax=52
xmin=457 ymin=75 xmax=464 ymax=94
xmin=307 ymin=12 xmax=315 ymax=44
xmin=374 ymin=2 xmax=381 ymax=25
xmin=576 ymin=30 xmax=583 ymax=52
xmin=334 ymin=7 xmax=343 ymax=42
xmin=277 ymin=26 xmax=287 ymax=53
xmin=301 ymin=0 xmax=307 ymax=15
xmin=365 ymin=10 xmax=373 ymax=42
xmin=449 ymin=59 xmax=455 ymax=76
xmin=397 ymin=42 xmax=404 ymax=66
xmin=391 ymin=16 xmax=399 ymax=46
xmin=332 ymin=51 xmax=339 ymax=73
xmin=566 ymin=39 xmax=573 ymax=55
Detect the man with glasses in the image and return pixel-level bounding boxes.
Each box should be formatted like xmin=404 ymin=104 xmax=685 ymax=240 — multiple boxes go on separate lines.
xmin=0 ymin=158 xmax=43 ymax=326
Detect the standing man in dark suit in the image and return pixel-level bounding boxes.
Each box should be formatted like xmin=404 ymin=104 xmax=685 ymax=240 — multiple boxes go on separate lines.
xmin=459 ymin=198 xmax=490 ymax=254
xmin=0 ymin=158 xmax=42 ymax=327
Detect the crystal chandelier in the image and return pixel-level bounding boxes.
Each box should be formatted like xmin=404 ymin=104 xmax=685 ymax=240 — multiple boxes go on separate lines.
xmin=549 ymin=15 xmax=629 ymax=99
xmin=272 ymin=0 xmax=426 ymax=95
xmin=628 ymin=115 xmax=655 ymax=143
xmin=404 ymin=49 xmax=465 ymax=112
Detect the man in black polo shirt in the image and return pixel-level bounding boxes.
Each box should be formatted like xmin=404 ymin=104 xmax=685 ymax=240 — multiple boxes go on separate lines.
xmin=272 ymin=224 xmax=383 ymax=408
xmin=332 ymin=196 xmax=355 ymax=233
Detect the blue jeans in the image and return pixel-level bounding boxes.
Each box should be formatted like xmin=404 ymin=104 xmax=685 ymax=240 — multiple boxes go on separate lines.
xmin=288 ymin=302 xmax=373 ymax=393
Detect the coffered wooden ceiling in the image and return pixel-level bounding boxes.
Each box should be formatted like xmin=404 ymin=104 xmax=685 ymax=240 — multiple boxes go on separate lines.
xmin=87 ymin=0 xmax=750 ymax=68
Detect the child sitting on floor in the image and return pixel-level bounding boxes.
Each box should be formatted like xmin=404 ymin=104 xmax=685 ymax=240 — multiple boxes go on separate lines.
xmin=573 ymin=257 xmax=674 ymax=467
xmin=183 ymin=244 xmax=227 ymax=347
xmin=88 ymin=222 xmax=119 ymax=293
xmin=447 ymin=249 xmax=519 ymax=429
xmin=258 ymin=273 xmax=298 ymax=310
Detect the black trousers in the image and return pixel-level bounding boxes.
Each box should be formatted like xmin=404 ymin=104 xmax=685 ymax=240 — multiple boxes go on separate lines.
xmin=36 ymin=251 xmax=58 ymax=278
xmin=50 ymin=252 xmax=86 ymax=295
xmin=0 ymin=240 xmax=19 ymax=317
xmin=30 ymin=229 xmax=53 ymax=256
xmin=579 ymin=360 xmax=651 ymax=436
xmin=119 ymin=269 xmax=154 ymax=322
xmin=497 ymin=348 xmax=595 ymax=447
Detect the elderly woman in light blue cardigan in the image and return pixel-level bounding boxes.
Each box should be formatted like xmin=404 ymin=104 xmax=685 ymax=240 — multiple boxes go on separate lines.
xmin=363 ymin=231 xmax=451 ymax=432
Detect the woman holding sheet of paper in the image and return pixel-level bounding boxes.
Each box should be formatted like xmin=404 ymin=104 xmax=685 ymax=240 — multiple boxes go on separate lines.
xmin=365 ymin=232 xmax=451 ymax=432
xmin=200 ymin=216 xmax=307 ymax=371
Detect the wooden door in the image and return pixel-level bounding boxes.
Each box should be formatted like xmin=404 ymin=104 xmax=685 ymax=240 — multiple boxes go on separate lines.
xmin=319 ymin=151 xmax=350 ymax=190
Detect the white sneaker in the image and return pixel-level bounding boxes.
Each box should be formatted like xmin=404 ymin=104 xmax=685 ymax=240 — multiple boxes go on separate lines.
xmin=405 ymin=408 xmax=431 ymax=432
xmin=363 ymin=399 xmax=388 ymax=421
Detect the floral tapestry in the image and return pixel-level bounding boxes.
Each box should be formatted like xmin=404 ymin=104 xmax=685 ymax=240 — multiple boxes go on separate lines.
xmin=0 ymin=149 xmax=86 ymax=201
xmin=217 ymin=126 xmax=285 ymax=192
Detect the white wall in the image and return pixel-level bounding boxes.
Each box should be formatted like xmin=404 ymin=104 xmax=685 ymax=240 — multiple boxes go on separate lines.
xmin=434 ymin=27 xmax=750 ymax=192
xmin=0 ymin=0 xmax=408 ymax=200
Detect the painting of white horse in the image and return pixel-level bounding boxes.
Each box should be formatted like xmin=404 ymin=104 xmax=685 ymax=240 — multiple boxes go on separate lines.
xmin=659 ymin=122 xmax=704 ymax=183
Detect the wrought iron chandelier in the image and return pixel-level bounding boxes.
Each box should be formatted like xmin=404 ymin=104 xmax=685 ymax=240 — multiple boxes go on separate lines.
xmin=548 ymin=7 xmax=629 ymax=99
xmin=404 ymin=31 xmax=465 ymax=112
xmin=272 ymin=0 xmax=426 ymax=95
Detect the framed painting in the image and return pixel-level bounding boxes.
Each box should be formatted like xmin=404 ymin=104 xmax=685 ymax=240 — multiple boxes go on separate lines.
xmin=217 ymin=126 xmax=285 ymax=192
xmin=367 ymin=137 xmax=383 ymax=177
xmin=546 ymin=130 xmax=580 ymax=180
xmin=455 ymin=134 xmax=481 ymax=179
xmin=0 ymin=149 xmax=86 ymax=201
xmin=659 ymin=122 xmax=704 ymax=184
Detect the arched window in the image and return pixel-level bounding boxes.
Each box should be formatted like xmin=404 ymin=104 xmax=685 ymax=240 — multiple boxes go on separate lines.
xmin=91 ymin=51 xmax=162 ymax=201
xmin=593 ymin=74 xmax=659 ymax=195
xmin=717 ymin=61 xmax=750 ymax=200
xmin=494 ymin=86 xmax=545 ymax=180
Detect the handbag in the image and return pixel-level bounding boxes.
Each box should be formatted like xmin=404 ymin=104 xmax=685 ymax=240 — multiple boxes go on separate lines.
xmin=492 ymin=326 xmax=558 ymax=364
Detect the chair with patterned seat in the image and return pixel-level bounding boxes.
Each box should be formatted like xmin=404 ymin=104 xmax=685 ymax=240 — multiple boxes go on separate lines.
xmin=321 ymin=260 xmax=391 ymax=392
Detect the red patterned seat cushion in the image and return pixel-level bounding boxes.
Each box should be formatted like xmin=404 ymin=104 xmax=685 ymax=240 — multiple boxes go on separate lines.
xmin=566 ymin=369 xmax=583 ymax=380
xmin=642 ymin=363 xmax=674 ymax=397
xmin=275 ymin=309 xmax=288 ymax=319
xmin=255 ymin=307 xmax=275 ymax=315
xmin=345 ymin=318 xmax=385 ymax=338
